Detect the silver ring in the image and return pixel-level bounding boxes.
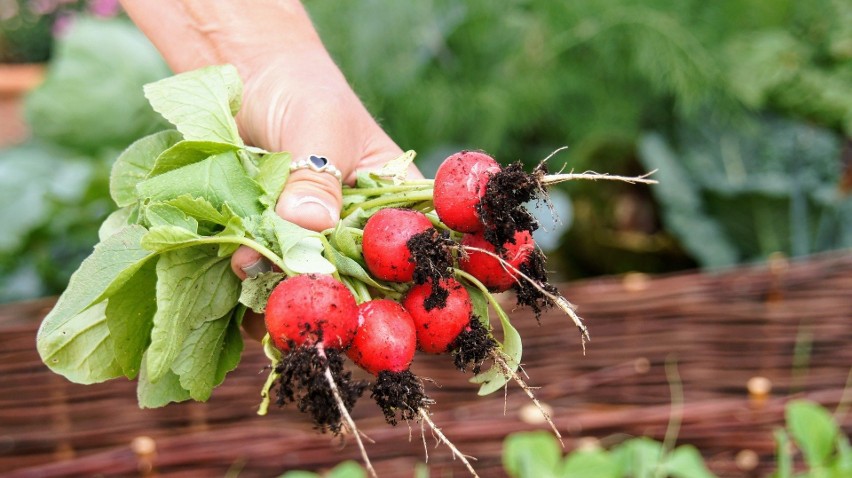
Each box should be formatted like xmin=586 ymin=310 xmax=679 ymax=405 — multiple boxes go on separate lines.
xmin=289 ymin=154 xmax=343 ymax=183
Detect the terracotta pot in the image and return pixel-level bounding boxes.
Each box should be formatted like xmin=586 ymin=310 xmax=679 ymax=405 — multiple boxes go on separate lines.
xmin=0 ymin=63 xmax=46 ymax=147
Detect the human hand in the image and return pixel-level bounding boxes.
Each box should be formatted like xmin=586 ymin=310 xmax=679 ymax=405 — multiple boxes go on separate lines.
xmin=229 ymin=54 xmax=421 ymax=281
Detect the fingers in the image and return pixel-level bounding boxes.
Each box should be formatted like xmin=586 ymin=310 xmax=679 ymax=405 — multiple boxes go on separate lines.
xmin=230 ymin=245 xmax=267 ymax=280
xmin=277 ymin=162 xmax=345 ymax=232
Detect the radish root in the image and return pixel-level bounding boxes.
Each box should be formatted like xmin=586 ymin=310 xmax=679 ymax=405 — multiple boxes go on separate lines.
xmin=460 ymin=245 xmax=590 ymax=352
xmin=316 ymin=347 xmax=376 ymax=478
xmin=419 ymin=408 xmax=480 ymax=477
xmin=493 ymin=353 xmax=564 ymax=448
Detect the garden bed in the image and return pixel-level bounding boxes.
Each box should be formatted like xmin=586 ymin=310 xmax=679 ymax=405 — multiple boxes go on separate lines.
xmin=2 ymin=252 xmax=851 ymax=477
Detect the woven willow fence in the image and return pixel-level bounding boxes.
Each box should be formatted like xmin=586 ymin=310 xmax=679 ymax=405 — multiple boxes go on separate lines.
xmin=2 ymin=252 xmax=851 ymax=477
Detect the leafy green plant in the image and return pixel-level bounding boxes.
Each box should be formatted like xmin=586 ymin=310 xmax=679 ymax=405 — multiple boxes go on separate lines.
xmin=303 ymin=0 xmax=852 ymax=273
xmin=0 ymin=0 xmax=122 ymax=63
xmin=771 ymin=400 xmax=852 ymax=478
xmin=278 ymin=461 xmax=366 ymax=478
xmin=503 ymin=431 xmax=715 ymax=478
xmin=0 ymin=16 xmax=169 ymax=303
xmin=638 ymin=117 xmax=851 ymax=268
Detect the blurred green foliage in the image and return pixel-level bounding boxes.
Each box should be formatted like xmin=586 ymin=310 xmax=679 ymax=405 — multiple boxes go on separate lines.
xmin=2 ymin=1 xmax=852 ymax=301
xmin=0 ymin=17 xmax=169 ymax=302
xmin=0 ymin=0 xmax=120 ymax=63
xmin=307 ymin=0 xmax=852 ymax=274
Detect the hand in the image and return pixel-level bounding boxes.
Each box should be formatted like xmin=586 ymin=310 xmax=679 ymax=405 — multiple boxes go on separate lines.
xmin=121 ymin=0 xmax=422 ymax=340
xmin=229 ymin=54 xmax=420 ymax=280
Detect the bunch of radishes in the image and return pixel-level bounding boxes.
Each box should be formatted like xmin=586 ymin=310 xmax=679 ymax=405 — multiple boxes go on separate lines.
xmin=258 ymin=150 xmax=654 ymax=477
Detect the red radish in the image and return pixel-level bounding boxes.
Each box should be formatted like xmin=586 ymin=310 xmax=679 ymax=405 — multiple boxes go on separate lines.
xmin=362 ymin=208 xmax=433 ymax=282
xmin=403 ymin=278 xmax=473 ymax=354
xmin=347 ymin=300 xmax=417 ymax=375
xmin=460 ymin=230 xmax=534 ymax=292
xmin=433 ymin=151 xmax=501 ymax=233
xmin=264 ymin=274 xmax=358 ymax=352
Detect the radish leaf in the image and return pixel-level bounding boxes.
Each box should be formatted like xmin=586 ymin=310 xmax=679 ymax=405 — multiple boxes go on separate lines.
xmin=136 ymin=151 xmax=264 ymax=218
xmin=256 ymin=152 xmax=291 ymax=206
xmin=137 ymin=351 xmax=191 ymax=408
xmin=145 ymin=246 xmax=239 ymax=383
xmin=240 ymin=271 xmax=287 ymax=313
xmin=110 ymin=129 xmax=182 ymax=207
xmin=37 ymin=224 xmax=154 ymax=366
xmin=37 ymin=301 xmax=124 ymax=384
xmin=284 ymin=237 xmax=336 ymax=274
xmin=144 ymin=203 xmax=199 ymax=232
xmin=106 ymin=259 xmax=158 ymax=379
xmin=149 ymin=140 xmax=240 ymax=176
xmin=470 ymin=298 xmax=522 ymax=396
xmin=143 ymin=65 xmax=243 ymax=146
xmin=171 ymin=309 xmax=243 ymax=401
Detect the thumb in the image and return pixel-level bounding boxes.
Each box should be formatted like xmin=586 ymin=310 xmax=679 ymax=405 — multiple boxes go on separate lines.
xmin=276 ymin=163 xmax=344 ymax=232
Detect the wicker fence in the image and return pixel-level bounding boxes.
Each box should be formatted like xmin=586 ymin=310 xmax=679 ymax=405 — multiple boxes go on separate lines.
xmin=2 ymin=252 xmax=851 ymax=477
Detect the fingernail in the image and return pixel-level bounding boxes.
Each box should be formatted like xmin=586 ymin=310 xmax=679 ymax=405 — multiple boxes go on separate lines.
xmin=242 ymin=258 xmax=272 ymax=278
xmin=291 ymin=196 xmax=337 ymax=225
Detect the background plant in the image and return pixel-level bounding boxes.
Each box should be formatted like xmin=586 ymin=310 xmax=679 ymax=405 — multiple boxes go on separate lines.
xmin=2 ymin=0 xmax=852 ymax=301
xmin=0 ymin=0 xmax=121 ymax=63
xmin=0 ymin=16 xmax=168 ymax=302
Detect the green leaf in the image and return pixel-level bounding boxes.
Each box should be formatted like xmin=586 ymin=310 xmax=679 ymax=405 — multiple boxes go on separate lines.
xmin=171 ymin=308 xmax=243 ymax=401
xmin=465 ymin=284 xmax=491 ymax=326
xmin=786 ymin=400 xmax=839 ymax=469
xmin=328 ymin=223 xmax=361 ymax=260
xmin=141 ymin=225 xmax=203 ymax=252
xmin=215 ymin=215 xmax=248 ymax=257
xmin=165 ymin=195 xmax=230 ymax=226
xmin=143 ymin=64 xmax=244 ymax=145
xmin=137 ymin=154 xmax=254 ymax=214
xmin=559 ymin=449 xmax=620 ymax=478
xmin=284 ymin=237 xmax=336 ymax=274
xmin=773 ymin=428 xmax=793 ymax=478
xmin=470 ymin=296 xmax=522 ymax=396
xmin=36 ymin=301 xmax=124 ymax=384
xmin=664 ymin=445 xmax=717 ymax=478
xmin=239 ymin=271 xmax=286 ymax=313
xmin=611 ymin=438 xmax=664 ymax=478
xmin=37 ymin=225 xmax=155 ymax=374
xmin=24 ymin=17 xmax=171 ymax=152
xmin=372 ymin=150 xmax=416 ymax=185
xmin=110 ymin=130 xmax=183 ymax=207
xmin=137 ymin=351 xmax=191 ymax=408
xmin=277 ymin=472 xmax=319 ymax=478
xmin=145 ymin=246 xmax=240 ymax=383
xmin=144 ymin=203 xmax=199 ymax=232
xmin=247 ymin=209 xmax=323 ymax=263
xmin=503 ymin=431 xmax=561 ymax=478
xmin=637 ymin=133 xmax=739 ymax=268
xmin=98 ymin=205 xmax=137 ymax=241
xmin=105 ymin=259 xmax=158 ymax=379
xmin=328 ymin=461 xmax=367 ymax=478
xmin=324 ymin=247 xmax=389 ymax=290
xmin=256 ymin=152 xmax=291 ymax=206
xmin=149 ymin=140 xmax=240 ymax=177
xmin=136 ymin=151 xmax=264 ymax=218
